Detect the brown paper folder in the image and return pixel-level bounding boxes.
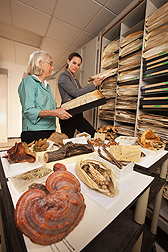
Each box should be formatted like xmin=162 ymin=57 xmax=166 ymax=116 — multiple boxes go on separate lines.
xmin=120 ymin=31 xmax=143 ymax=48
xmin=99 ymin=109 xmax=115 ymax=120
xmin=119 ymin=51 xmax=141 ymax=72
xmin=99 ymin=98 xmax=115 ymax=110
xmin=137 ymin=113 xmax=168 ymax=141
xmin=116 ymin=96 xmax=137 ymax=110
xmin=140 ymin=96 xmax=168 ymax=109
xmin=117 ymin=85 xmax=139 ymax=96
xmin=88 ymin=68 xmax=117 ymax=84
xmin=117 ymin=125 xmax=135 ymax=136
xmin=115 ymin=110 xmax=136 ymax=124
xmin=103 ymin=39 xmax=120 ymax=57
xmin=102 ymin=53 xmax=119 ymax=69
xmin=118 ymin=68 xmax=140 ymax=83
xmin=119 ymin=39 xmax=143 ymax=57
xmin=146 ymin=2 xmax=168 ymax=32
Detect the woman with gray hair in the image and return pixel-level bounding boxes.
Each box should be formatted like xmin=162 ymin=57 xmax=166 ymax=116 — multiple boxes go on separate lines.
xmin=18 ymin=50 xmax=71 ymax=144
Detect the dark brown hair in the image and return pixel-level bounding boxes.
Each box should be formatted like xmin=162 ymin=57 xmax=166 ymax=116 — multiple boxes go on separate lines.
xmin=66 ymin=52 xmax=82 ymax=69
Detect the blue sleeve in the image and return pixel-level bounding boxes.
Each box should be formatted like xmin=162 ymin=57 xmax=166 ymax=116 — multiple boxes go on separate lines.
xmin=18 ymin=78 xmax=41 ymax=125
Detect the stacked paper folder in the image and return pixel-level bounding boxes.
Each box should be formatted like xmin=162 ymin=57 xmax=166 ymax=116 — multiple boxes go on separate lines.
xmin=115 ymin=110 xmax=136 ymax=124
xmin=117 ymin=124 xmax=135 ymax=137
xmin=118 ymin=30 xmax=143 ymax=83
xmin=120 ymin=31 xmax=143 ymax=58
xmin=140 ymin=96 xmax=168 ymax=109
xmin=116 ymin=96 xmax=138 ymax=110
xmin=143 ymin=2 xmax=168 ymax=79
xmin=137 ymin=113 xmax=168 ymax=141
xmin=98 ymin=76 xmax=117 ymax=121
xmin=141 ymin=81 xmax=168 ymax=96
xmin=102 ymin=39 xmax=120 ymax=69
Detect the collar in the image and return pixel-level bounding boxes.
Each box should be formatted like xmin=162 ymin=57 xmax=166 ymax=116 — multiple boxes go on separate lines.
xmin=67 ymin=69 xmax=76 ymax=79
xmin=32 ymin=74 xmax=48 ymax=87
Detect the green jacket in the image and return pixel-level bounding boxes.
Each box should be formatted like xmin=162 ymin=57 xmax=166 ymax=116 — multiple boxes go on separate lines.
xmin=18 ymin=75 xmax=56 ymax=131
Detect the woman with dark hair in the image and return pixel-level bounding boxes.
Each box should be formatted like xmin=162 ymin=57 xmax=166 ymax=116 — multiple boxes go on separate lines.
xmin=18 ymin=51 xmax=72 ymax=144
xmin=58 ymin=52 xmax=104 ymax=138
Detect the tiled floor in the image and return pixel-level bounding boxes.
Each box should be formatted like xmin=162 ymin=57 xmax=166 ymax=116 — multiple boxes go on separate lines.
xmin=155 ymin=242 xmax=166 ymax=252
xmin=0 ymin=239 xmax=166 ymax=252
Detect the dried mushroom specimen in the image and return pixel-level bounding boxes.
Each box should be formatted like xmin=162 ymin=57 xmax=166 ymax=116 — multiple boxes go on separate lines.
xmin=75 ymin=159 xmax=119 ymax=197
xmin=138 ymin=129 xmax=166 ymax=151
xmin=3 ymin=142 xmax=36 ymax=163
xmin=14 ymin=169 xmax=86 ymax=245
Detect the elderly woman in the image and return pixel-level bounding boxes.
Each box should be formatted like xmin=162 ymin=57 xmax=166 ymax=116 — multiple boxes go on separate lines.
xmin=18 ymin=50 xmax=71 ymax=144
xmin=58 ymin=52 xmax=104 ymax=138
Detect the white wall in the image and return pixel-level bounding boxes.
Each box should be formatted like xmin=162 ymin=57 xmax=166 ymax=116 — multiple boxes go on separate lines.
xmin=0 ymin=37 xmax=98 ymax=138
xmin=80 ymin=37 xmax=98 ymax=127
xmin=0 ymin=60 xmax=27 ymax=138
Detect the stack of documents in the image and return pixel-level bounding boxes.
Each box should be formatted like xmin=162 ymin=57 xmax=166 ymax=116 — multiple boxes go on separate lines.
xmin=141 ymin=81 xmax=168 ymax=96
xmin=101 ymin=76 xmax=117 ymax=99
xmin=119 ymin=31 xmax=143 ymax=58
xmin=137 ymin=113 xmax=168 ymax=141
xmin=117 ymin=124 xmax=135 ymax=137
xmin=115 ymin=110 xmax=136 ymax=124
xmin=143 ymin=2 xmax=168 ymax=79
xmin=102 ymin=39 xmax=120 ymax=69
xmin=118 ymin=31 xmax=143 ymax=83
xmin=116 ymin=96 xmax=137 ymax=110
xmin=99 ymin=76 xmax=117 ymax=121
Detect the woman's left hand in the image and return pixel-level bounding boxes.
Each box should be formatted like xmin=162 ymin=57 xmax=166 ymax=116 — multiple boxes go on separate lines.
xmin=56 ymin=107 xmax=72 ymax=120
xmin=93 ymin=76 xmax=105 ymax=87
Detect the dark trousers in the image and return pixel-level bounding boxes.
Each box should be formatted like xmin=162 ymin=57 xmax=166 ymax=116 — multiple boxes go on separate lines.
xmin=21 ymin=130 xmax=55 ymax=144
xmin=59 ymin=113 xmax=96 ymax=138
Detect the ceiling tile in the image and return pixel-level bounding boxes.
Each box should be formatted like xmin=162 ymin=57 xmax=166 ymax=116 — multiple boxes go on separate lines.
xmin=0 ymin=0 xmax=12 ymax=24
xmin=15 ymin=42 xmax=39 ymax=66
xmin=72 ymin=32 xmax=95 ymax=48
xmin=57 ymin=45 xmax=79 ymax=65
xmin=0 ymin=21 xmax=42 ymax=48
xmin=105 ymin=0 xmax=133 ymax=15
xmin=53 ymin=0 xmax=102 ymax=29
xmin=95 ymin=0 xmax=109 ymax=5
xmin=46 ymin=18 xmax=82 ymax=44
xmin=85 ymin=8 xmax=116 ymax=36
xmin=17 ymin=0 xmax=57 ymax=15
xmin=41 ymin=37 xmax=70 ymax=63
xmin=11 ymin=0 xmax=51 ymax=36
xmin=0 ymin=37 xmax=15 ymax=63
xmin=54 ymin=62 xmax=65 ymax=72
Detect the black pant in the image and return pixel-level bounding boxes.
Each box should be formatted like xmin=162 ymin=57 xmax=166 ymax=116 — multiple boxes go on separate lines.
xmin=59 ymin=113 xmax=96 ymax=138
xmin=21 ymin=130 xmax=55 ymax=144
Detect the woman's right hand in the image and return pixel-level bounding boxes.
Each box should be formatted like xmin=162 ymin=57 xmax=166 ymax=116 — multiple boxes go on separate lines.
xmin=56 ymin=107 xmax=72 ymax=120
xmin=93 ymin=76 xmax=105 ymax=87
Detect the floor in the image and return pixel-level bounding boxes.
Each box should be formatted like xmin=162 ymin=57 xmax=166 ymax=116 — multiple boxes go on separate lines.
xmin=0 ymin=138 xmax=167 ymax=252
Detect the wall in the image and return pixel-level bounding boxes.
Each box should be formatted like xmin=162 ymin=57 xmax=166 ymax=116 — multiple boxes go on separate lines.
xmin=0 ymin=38 xmax=98 ymax=139
xmin=80 ymin=37 xmax=98 ymax=128
xmin=0 ymin=60 xmax=27 ymax=138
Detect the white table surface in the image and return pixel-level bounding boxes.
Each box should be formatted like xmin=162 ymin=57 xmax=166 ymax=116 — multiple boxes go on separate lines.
xmin=7 ymin=160 xmax=154 ymax=252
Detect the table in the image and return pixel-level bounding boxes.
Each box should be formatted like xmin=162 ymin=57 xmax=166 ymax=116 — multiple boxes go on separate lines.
xmin=134 ymin=149 xmax=168 ymax=235
xmin=0 ymin=148 xmax=167 ymax=252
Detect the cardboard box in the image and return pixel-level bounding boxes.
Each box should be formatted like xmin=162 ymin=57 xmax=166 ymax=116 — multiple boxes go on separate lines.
xmin=61 ymin=90 xmax=106 ymax=116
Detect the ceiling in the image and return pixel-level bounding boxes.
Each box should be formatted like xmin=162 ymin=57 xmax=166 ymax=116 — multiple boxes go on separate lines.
xmin=0 ymin=0 xmax=135 ymax=73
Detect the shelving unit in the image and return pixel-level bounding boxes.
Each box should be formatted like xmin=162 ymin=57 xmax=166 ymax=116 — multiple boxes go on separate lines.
xmin=95 ymin=0 xmax=168 ymax=138
xmin=76 ymin=0 xmax=168 ymax=239
xmin=93 ymin=0 xmax=168 ymax=237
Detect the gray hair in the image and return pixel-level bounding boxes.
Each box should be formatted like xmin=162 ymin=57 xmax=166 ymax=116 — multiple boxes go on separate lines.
xmin=27 ymin=51 xmax=52 ymax=75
